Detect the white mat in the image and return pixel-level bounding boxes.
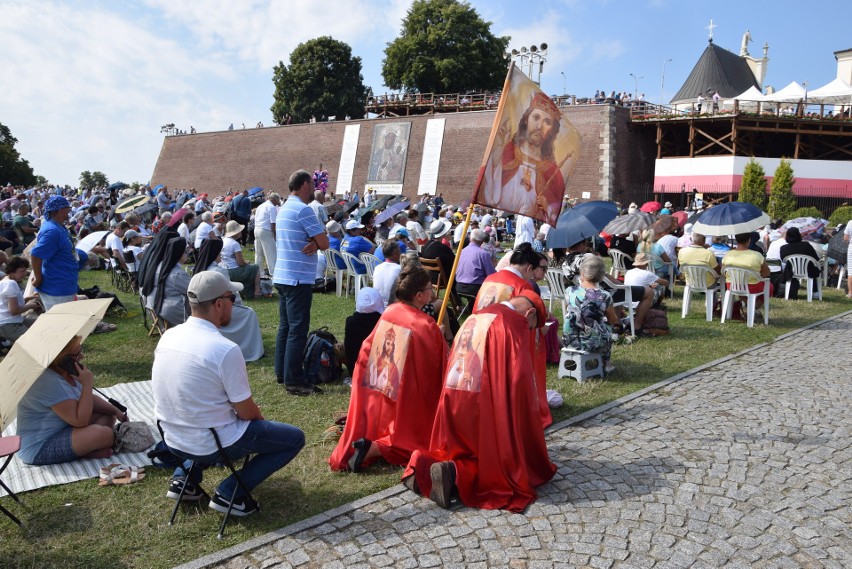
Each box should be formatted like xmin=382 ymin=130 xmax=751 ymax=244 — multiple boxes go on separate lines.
xmin=1 ymin=380 xmax=160 ymax=496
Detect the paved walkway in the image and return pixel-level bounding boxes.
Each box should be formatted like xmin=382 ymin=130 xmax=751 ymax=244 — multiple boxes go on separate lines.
xmin=181 ymin=313 xmax=852 ymax=569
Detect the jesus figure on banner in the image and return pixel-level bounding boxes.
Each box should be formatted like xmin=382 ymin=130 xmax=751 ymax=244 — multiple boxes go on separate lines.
xmin=483 ymin=91 xmax=569 ymax=226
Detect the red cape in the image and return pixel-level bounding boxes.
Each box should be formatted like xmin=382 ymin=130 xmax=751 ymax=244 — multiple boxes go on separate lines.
xmin=404 ymin=303 xmax=556 ymax=512
xmin=473 ymin=270 xmax=552 ymax=429
xmin=329 ymin=303 xmax=448 ymax=470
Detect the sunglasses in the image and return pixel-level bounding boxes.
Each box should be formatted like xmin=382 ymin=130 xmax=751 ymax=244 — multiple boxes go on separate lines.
xmin=219 ymin=292 xmax=237 ymax=304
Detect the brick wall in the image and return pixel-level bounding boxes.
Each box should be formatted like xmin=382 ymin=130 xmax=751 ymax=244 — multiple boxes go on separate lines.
xmin=151 ymin=107 xmax=655 ymax=206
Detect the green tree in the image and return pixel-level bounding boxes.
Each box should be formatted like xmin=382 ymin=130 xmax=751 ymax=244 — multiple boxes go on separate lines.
xmin=790 ymin=206 xmax=823 ymax=219
xmin=767 ymin=158 xmax=797 ymax=221
xmin=79 ymin=170 xmax=109 ymax=190
xmin=271 ymin=36 xmax=367 ymax=124
xmin=0 ymin=122 xmax=37 ymax=187
xmin=738 ymin=157 xmax=766 ymax=210
xmin=382 ymin=0 xmax=510 ymax=93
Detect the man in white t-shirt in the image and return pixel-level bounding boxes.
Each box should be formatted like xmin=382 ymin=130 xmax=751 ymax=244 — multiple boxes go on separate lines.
xmin=253 ymin=193 xmax=280 ymax=277
xmin=372 ymin=240 xmax=402 ymax=306
xmin=624 ymin=253 xmax=668 ymax=304
xmin=194 ymin=211 xmax=216 ymax=250
xmin=153 ymin=271 xmax=305 ymax=516
xmin=105 ymin=221 xmax=130 ymax=270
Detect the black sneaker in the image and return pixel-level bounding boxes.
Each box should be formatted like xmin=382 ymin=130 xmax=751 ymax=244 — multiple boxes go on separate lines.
xmin=166 ymin=478 xmax=204 ymax=501
xmin=208 ymin=492 xmax=259 ymax=517
xmin=285 ymin=384 xmax=323 ymax=396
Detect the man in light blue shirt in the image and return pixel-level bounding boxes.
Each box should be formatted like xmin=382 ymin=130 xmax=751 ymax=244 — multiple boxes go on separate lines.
xmin=273 ymin=170 xmax=330 ymax=396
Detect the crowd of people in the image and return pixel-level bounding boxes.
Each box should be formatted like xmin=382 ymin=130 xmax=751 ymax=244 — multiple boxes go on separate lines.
xmin=2 ymin=176 xmax=849 ymax=517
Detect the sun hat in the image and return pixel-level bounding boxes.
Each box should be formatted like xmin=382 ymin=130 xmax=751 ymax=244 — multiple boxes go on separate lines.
xmin=632 ymin=252 xmax=651 ymax=267
xmin=326 ymin=220 xmax=342 ymax=234
xmin=355 ymin=287 xmax=384 ymax=314
xmin=224 ymin=220 xmax=245 ymax=238
xmin=187 ymin=271 xmax=243 ymax=304
xmin=389 ymin=227 xmax=409 ymax=239
xmin=123 ymin=229 xmax=141 ymax=241
xmin=345 ymin=219 xmax=365 ymax=231
xmin=429 ymin=219 xmax=452 ymax=238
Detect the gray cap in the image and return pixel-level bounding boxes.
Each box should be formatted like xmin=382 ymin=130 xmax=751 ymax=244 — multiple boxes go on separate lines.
xmin=187 ymin=271 xmax=243 ymax=303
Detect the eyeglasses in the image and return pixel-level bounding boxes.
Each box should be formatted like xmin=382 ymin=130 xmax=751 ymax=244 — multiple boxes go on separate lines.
xmin=219 ymin=293 xmax=237 ymax=304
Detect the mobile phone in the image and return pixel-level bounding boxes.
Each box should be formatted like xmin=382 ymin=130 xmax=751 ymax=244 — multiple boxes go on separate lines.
xmin=59 ymin=356 xmax=80 ymax=377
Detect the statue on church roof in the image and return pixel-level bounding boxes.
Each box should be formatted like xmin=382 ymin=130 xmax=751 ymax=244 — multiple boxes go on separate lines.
xmin=740 ymin=30 xmax=752 ymax=57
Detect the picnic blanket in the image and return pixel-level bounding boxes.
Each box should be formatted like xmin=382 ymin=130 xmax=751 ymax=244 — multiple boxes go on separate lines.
xmin=1 ymin=380 xmax=159 ymax=496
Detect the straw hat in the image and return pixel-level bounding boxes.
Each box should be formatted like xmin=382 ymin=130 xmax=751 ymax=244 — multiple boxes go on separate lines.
xmin=224 ymin=220 xmax=245 ymax=238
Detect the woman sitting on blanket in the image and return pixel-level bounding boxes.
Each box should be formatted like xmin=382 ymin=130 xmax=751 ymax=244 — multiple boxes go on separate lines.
xmin=16 ymin=335 xmax=127 ymax=465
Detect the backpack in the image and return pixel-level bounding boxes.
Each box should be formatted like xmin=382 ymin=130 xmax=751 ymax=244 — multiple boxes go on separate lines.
xmin=303 ymin=327 xmax=341 ymax=385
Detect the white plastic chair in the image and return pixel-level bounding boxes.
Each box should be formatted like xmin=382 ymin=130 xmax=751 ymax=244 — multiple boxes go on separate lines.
xmin=607 ymin=282 xmax=636 ymax=336
xmin=783 ymin=254 xmax=822 ymax=302
xmin=360 ymin=253 xmax=381 ymax=285
xmin=681 ymin=264 xmax=720 ymax=321
xmin=544 ymin=268 xmax=567 ymax=316
xmin=324 ymin=249 xmax=348 ymax=297
xmin=838 ymin=264 xmax=847 ymax=290
xmin=721 ymin=267 xmax=770 ymax=327
xmin=608 ymin=250 xmax=633 ymax=279
xmin=340 ymin=251 xmax=368 ymax=298
xmin=645 ymin=252 xmax=675 ymax=298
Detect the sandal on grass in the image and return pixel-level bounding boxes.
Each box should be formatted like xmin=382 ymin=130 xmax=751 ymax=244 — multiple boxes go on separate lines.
xmin=99 ymin=463 xmax=145 ymax=486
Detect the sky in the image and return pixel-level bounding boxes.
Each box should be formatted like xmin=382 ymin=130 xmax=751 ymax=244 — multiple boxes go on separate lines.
xmin=2 ymin=0 xmax=848 ymax=187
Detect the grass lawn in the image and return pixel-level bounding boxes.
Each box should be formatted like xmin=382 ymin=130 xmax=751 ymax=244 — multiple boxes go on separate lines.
xmin=1 ymin=258 xmax=849 ymax=569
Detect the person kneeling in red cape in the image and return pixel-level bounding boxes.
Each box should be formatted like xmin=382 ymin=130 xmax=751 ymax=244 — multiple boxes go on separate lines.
xmin=328 ymin=266 xmax=448 ymax=473
xmin=403 ymin=290 xmax=556 ymax=512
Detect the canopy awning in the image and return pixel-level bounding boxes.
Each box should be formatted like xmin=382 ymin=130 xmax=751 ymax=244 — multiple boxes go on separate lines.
xmin=763 ymin=81 xmax=806 ymax=102
xmin=723 ymin=85 xmax=767 ymax=109
xmin=806 ymin=77 xmax=852 ymax=104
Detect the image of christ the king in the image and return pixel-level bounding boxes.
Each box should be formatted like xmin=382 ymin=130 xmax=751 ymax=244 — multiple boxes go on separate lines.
xmin=482 ymin=81 xmax=580 ymax=226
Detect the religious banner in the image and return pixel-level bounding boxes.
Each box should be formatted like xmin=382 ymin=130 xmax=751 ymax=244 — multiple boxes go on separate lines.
xmin=475 ymin=64 xmax=581 ymax=226
xmin=366 ymin=121 xmax=412 ymax=194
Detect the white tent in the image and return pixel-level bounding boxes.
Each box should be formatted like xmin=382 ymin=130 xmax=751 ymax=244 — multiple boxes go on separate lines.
xmin=723 ymin=85 xmax=766 ymax=109
xmin=763 ymin=81 xmax=806 ymax=102
xmin=806 ymin=78 xmax=852 ymax=104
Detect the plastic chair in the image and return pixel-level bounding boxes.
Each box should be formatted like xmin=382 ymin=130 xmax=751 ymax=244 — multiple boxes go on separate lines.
xmin=645 ymin=252 xmax=675 ymax=298
xmin=340 ymin=251 xmax=368 ymax=299
xmin=360 ymin=253 xmax=381 ymax=285
xmin=324 ymin=249 xmax=347 ymax=298
xmin=0 ymin=435 xmax=24 ymax=526
xmin=721 ymin=267 xmax=770 ymax=327
xmin=420 ymin=257 xmax=460 ymax=311
xmin=680 ymin=264 xmax=720 ymax=321
xmin=607 ymin=282 xmax=636 ymax=336
xmin=544 ymin=268 xmax=568 ymax=316
xmin=158 ymin=423 xmax=256 ymax=540
xmin=608 ymin=250 xmax=633 ymax=279
xmin=783 ymin=254 xmax=823 ymax=302
xmin=838 ymin=265 xmax=847 ymax=290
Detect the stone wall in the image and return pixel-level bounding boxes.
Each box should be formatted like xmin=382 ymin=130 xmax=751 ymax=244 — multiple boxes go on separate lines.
xmin=151 ymin=106 xmax=655 ymax=206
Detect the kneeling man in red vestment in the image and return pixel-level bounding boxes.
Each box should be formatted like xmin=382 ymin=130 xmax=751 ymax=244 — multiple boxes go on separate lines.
xmin=403 ymin=290 xmax=556 ymax=512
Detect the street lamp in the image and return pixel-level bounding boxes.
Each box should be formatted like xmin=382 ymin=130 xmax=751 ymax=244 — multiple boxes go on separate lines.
xmin=629 ymin=73 xmax=643 ymax=100
xmin=507 ymin=43 xmax=548 ymax=85
xmin=660 ymin=58 xmax=672 ymax=109
xmin=561 ymin=71 xmax=566 ymax=96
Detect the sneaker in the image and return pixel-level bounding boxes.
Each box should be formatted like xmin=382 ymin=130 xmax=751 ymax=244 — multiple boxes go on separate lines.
xmin=166 ymin=478 xmax=204 ymax=501
xmin=208 ymin=492 xmax=260 ymax=517
xmin=285 ymin=384 xmax=324 ymax=396
xmin=429 ymin=461 xmax=456 ymax=509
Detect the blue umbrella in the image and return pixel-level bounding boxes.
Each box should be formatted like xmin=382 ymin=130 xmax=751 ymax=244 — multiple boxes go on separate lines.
xmin=106 ymin=182 xmax=128 ymax=192
xmin=547 ymin=201 xmax=619 ymax=249
xmin=247 ymin=186 xmax=264 ymax=196
xmin=692 ymin=202 xmax=769 ymax=237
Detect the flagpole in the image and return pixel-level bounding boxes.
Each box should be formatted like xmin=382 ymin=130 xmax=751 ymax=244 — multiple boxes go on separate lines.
xmin=436 ymin=64 xmax=517 ymax=327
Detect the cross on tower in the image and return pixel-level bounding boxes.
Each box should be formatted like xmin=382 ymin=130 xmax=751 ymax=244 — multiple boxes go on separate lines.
xmin=705 ymin=19 xmax=717 ymax=41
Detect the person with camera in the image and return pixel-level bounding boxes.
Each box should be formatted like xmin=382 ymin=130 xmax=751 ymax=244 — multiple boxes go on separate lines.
xmin=16 ymin=336 xmax=126 ymax=465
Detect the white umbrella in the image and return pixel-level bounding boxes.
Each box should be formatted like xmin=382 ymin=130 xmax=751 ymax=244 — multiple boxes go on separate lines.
xmin=373 ymin=200 xmax=411 ymax=226
xmin=76 ymin=230 xmax=109 ymax=253
xmin=0 ymin=298 xmax=113 ymax=431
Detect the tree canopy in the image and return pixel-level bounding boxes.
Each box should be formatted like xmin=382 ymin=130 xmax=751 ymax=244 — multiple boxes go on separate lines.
xmin=271 ymin=36 xmax=367 ymax=124
xmin=0 ymin=122 xmax=37 ymax=187
xmin=738 ymin=157 xmax=767 ymax=210
xmin=79 ymin=170 xmax=109 ymax=191
xmin=382 ymin=0 xmax=510 ymax=94
xmin=768 ymin=158 xmax=797 ymax=221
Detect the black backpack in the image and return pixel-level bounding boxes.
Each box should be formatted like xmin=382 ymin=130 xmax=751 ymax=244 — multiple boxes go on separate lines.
xmin=303 ymin=327 xmax=341 ymax=385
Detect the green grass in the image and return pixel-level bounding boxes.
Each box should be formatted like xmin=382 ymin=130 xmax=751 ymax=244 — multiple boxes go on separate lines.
xmin=1 ymin=258 xmax=849 ymax=568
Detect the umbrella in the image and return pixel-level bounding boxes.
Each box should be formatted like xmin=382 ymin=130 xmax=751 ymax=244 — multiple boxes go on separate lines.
xmin=106 ymin=182 xmax=128 ymax=192
xmin=602 ymin=211 xmax=656 ymax=235
xmin=546 ymin=201 xmax=619 ymax=249
xmin=0 ymin=198 xmax=20 ymax=209
xmin=247 ymin=186 xmax=264 ymax=197
xmin=76 ymin=230 xmax=109 ymax=253
xmin=334 ymin=198 xmax=361 ymax=222
xmin=115 ymin=194 xmax=150 ymax=214
xmin=672 ymin=211 xmax=688 ymax=228
xmin=373 ymin=200 xmax=411 ymax=226
xmin=692 ymin=202 xmax=770 ymax=237
xmin=0 ymin=298 xmax=113 ymax=431
xmin=781 ymin=217 xmax=829 ymax=240
xmin=132 ymin=203 xmax=158 ymax=218
xmin=168 ymin=207 xmax=190 ymax=227
xmin=640 ymin=201 xmax=662 ymax=213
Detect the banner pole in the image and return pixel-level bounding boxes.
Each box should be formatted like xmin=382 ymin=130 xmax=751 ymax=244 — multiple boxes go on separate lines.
xmin=436 ymin=198 xmax=479 ymax=328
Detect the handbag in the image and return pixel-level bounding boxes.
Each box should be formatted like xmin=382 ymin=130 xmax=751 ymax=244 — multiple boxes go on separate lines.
xmin=114 ymin=422 xmax=155 ymax=453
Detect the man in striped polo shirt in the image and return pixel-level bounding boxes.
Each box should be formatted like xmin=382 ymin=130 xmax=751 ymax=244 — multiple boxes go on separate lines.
xmin=273 ymin=170 xmax=330 ymax=395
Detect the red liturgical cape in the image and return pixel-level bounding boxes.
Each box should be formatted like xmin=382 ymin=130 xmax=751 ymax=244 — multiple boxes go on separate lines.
xmin=473 ymin=269 xmax=552 ymax=429
xmin=404 ymin=303 xmax=556 ymax=512
xmin=329 ymin=303 xmax=448 ymax=471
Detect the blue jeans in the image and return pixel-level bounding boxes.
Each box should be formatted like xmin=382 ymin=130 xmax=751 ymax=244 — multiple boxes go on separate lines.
xmin=171 ymin=420 xmax=304 ymax=499
xmin=274 ymin=283 xmax=313 ymax=386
